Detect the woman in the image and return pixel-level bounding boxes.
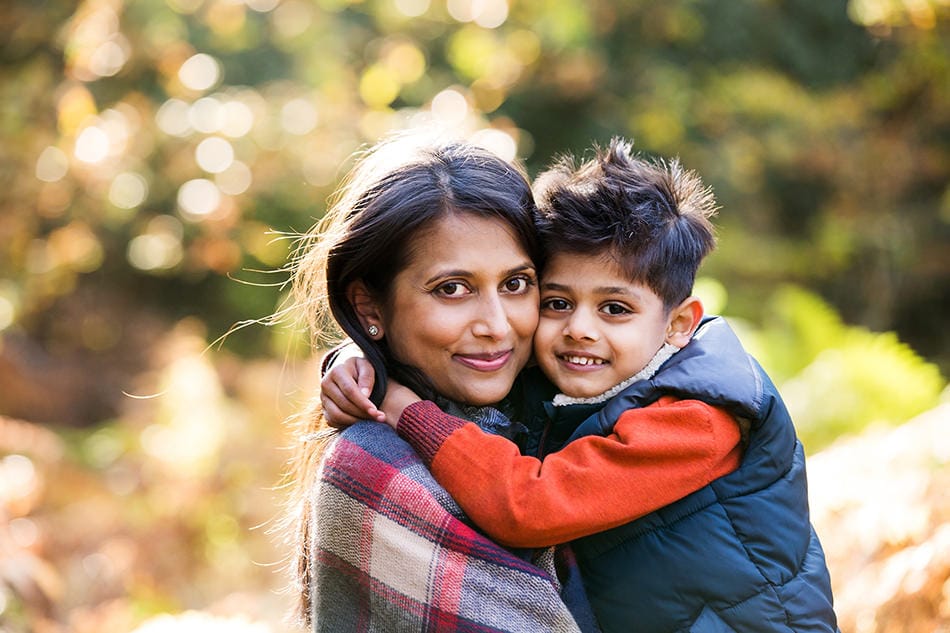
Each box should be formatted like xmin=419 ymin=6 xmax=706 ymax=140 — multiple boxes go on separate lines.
xmin=284 ymin=132 xmax=596 ymax=632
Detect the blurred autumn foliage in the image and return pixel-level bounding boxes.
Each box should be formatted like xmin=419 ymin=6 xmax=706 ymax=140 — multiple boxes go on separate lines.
xmin=1 ymin=0 xmax=949 ymax=631
xmin=0 ymin=322 xmax=311 ymax=632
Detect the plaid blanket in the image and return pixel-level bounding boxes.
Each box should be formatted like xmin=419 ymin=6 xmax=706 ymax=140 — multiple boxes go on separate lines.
xmin=308 ymin=421 xmax=595 ymax=632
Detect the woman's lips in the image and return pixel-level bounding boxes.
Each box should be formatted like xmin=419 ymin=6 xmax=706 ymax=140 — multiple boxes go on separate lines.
xmin=453 ymin=350 xmax=512 ymax=372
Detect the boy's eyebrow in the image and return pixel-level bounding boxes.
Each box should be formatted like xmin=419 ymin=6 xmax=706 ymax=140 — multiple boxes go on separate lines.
xmin=596 ymin=286 xmax=635 ymax=296
xmin=541 ymin=281 xmax=636 ymax=296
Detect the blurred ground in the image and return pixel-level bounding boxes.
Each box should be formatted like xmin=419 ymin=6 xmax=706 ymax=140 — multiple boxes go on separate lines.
xmin=809 ymin=402 xmax=950 ymax=633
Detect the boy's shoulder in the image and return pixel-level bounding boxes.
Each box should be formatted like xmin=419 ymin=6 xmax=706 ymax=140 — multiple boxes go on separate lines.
xmin=656 ymin=316 xmax=763 ymax=409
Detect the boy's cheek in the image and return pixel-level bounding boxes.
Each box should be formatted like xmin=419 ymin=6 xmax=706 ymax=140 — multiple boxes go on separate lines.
xmin=532 ymin=319 xmax=559 ymax=357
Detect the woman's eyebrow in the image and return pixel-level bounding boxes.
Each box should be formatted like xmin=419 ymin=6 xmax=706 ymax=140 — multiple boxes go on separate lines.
xmin=424 ymin=269 xmax=471 ymax=285
xmin=506 ymin=263 xmax=537 ymax=276
xmin=424 ymin=263 xmax=535 ymax=286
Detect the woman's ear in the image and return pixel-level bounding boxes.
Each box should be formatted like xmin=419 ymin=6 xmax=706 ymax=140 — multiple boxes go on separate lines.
xmin=666 ymin=296 xmax=704 ymax=349
xmin=346 ymin=280 xmax=385 ymax=339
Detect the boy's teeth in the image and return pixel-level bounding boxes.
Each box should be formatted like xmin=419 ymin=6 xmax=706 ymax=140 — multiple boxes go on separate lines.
xmin=565 ymin=355 xmax=605 ymax=366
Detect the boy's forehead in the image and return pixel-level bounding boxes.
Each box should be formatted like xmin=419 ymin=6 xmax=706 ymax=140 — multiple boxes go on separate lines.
xmin=541 ymin=250 xmax=642 ymax=291
xmin=544 ymin=248 xmax=626 ymax=276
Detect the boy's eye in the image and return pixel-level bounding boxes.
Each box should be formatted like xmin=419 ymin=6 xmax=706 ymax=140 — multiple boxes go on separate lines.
xmin=601 ymin=302 xmax=632 ymax=316
xmin=434 ymin=281 xmax=470 ymax=297
xmin=503 ymin=275 xmax=535 ymax=293
xmin=541 ymin=298 xmax=572 ymax=311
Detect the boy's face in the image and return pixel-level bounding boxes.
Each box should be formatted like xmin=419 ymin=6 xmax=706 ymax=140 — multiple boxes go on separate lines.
xmin=534 ymin=251 xmax=674 ymax=398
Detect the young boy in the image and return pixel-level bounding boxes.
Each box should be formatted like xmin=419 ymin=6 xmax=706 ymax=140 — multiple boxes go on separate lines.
xmin=322 ymin=139 xmax=838 ymax=632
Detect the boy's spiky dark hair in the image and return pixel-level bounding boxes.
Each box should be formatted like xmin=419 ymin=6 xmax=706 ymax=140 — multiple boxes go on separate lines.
xmin=533 ymin=137 xmax=718 ymax=309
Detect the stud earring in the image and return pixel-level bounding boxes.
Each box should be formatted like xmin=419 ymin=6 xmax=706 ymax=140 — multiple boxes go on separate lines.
xmin=367 ymin=325 xmax=379 ymax=337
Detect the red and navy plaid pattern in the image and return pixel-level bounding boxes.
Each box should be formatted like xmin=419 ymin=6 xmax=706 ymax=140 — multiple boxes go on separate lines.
xmin=308 ymin=422 xmax=586 ymax=632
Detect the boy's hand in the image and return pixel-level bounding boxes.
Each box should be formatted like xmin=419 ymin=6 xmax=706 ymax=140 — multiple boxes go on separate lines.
xmin=320 ymin=357 xmax=385 ymax=426
xmin=380 ymin=379 xmax=421 ymax=430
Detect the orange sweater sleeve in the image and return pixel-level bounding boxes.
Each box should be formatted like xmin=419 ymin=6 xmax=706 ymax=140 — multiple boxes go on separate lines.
xmin=396 ymin=397 xmax=742 ymax=548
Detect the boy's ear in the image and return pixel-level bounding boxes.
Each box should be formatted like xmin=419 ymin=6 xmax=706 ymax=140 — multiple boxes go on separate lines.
xmin=666 ymin=296 xmax=704 ymax=349
xmin=346 ymin=280 xmax=385 ymax=339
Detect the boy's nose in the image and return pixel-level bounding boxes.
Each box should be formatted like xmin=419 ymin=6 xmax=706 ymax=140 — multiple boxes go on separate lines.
xmin=563 ymin=310 xmax=599 ymax=341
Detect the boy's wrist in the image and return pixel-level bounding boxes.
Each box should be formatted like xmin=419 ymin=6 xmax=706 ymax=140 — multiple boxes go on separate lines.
xmin=397 ymin=401 xmax=467 ymax=466
xmin=320 ymin=339 xmax=360 ymax=376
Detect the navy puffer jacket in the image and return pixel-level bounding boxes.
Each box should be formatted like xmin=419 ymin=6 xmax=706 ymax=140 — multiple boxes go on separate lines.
xmin=564 ymin=317 xmax=838 ymax=633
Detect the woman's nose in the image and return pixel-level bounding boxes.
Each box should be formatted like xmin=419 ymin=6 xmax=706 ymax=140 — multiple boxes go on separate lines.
xmin=472 ymin=293 xmax=510 ymax=339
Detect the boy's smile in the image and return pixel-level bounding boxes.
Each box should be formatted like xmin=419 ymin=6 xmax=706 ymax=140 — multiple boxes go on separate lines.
xmin=557 ymin=353 xmax=607 ymax=367
xmin=534 ymin=251 xmax=677 ymax=399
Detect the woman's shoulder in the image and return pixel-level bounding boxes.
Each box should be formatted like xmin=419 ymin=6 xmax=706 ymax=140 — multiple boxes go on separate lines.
xmin=321 ymin=422 xmax=421 ymax=482
xmin=321 ymin=422 xmax=467 ymax=519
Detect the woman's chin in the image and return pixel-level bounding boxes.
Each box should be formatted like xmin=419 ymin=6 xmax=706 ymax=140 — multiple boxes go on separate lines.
xmin=440 ymin=381 xmax=512 ymax=407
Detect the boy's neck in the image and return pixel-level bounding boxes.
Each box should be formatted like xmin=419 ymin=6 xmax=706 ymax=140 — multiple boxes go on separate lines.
xmin=551 ymin=343 xmax=679 ymax=407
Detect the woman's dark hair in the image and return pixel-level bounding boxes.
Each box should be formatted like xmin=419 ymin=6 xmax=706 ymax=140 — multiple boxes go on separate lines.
xmin=292 ymin=131 xmax=540 ymax=404
xmin=533 ymin=137 xmax=717 ymax=311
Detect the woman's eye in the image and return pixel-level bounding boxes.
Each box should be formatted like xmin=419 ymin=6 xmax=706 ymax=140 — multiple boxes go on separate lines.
xmin=434 ymin=281 xmax=469 ymax=297
xmin=503 ymin=275 xmax=533 ymax=293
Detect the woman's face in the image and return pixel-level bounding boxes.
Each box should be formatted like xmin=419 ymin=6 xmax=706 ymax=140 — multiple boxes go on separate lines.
xmin=376 ymin=213 xmax=539 ymax=406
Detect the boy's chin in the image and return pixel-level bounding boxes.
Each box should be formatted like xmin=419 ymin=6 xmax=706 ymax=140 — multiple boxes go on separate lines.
xmin=553 ymin=379 xmax=613 ymax=399
xmin=541 ymin=361 xmax=616 ymax=398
